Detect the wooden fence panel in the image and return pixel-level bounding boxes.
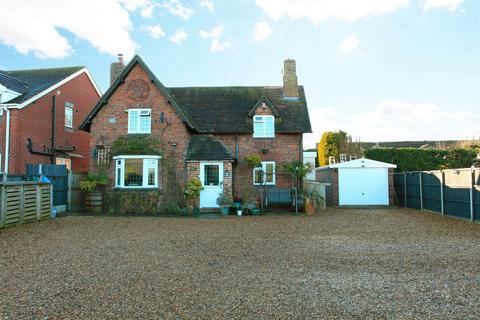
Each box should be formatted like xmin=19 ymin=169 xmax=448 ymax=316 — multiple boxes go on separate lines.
xmin=394 ymin=168 xmax=479 ymax=222
xmin=0 ymin=182 xmax=52 ymax=228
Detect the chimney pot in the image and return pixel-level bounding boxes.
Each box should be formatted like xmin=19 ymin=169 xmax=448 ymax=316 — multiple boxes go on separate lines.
xmin=118 ymin=53 xmax=124 ymax=63
xmin=283 ymin=59 xmax=299 ymax=99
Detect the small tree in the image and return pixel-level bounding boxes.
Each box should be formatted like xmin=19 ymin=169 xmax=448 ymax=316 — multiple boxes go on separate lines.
xmin=184 ymin=178 xmax=204 ymax=214
xmin=317 ymin=130 xmax=348 ymax=166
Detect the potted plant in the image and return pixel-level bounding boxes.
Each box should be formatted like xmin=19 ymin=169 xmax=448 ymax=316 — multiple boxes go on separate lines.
xmin=302 ymin=188 xmax=324 ymax=216
xmin=245 ymin=155 xmax=262 ymax=169
xmin=79 ymin=173 xmax=109 ymax=212
xmin=217 ymin=192 xmax=233 ymax=216
xmin=184 ymin=178 xmax=204 ymax=215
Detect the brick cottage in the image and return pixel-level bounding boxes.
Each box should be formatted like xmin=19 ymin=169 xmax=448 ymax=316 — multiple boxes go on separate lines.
xmin=0 ymin=67 xmax=101 ymax=174
xmin=80 ymin=55 xmax=311 ymax=210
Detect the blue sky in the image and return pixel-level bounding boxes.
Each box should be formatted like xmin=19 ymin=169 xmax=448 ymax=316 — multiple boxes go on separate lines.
xmin=1 ymin=0 xmax=479 ymax=147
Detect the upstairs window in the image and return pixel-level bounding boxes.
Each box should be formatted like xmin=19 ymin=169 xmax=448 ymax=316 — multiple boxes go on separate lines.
xmin=65 ymin=103 xmax=74 ymax=128
xmin=128 ymin=108 xmax=151 ymax=134
xmin=253 ymin=161 xmax=275 ymax=185
xmin=253 ymin=115 xmax=274 ymax=138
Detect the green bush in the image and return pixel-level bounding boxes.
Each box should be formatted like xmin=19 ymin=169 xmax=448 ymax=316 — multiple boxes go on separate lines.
xmin=104 ymin=191 xmax=161 ymax=214
xmin=364 ymin=147 xmax=477 ymax=172
xmin=111 ymin=135 xmax=162 ymax=157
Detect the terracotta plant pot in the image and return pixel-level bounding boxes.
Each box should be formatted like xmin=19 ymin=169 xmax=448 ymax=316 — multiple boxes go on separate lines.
xmin=304 ymin=198 xmax=315 ymax=216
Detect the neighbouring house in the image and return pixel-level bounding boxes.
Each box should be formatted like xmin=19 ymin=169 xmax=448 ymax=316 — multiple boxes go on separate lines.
xmin=80 ymin=55 xmax=312 ymax=210
xmin=303 ymin=149 xmax=317 ymax=181
xmin=315 ymin=158 xmax=396 ymax=207
xmin=0 ymin=66 xmax=101 ymax=174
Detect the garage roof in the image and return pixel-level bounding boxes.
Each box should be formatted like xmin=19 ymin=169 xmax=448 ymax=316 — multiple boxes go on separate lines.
xmin=329 ymin=158 xmax=396 ymax=169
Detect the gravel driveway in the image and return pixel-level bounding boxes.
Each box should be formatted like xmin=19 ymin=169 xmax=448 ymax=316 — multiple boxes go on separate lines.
xmin=1 ymin=208 xmax=479 ymax=319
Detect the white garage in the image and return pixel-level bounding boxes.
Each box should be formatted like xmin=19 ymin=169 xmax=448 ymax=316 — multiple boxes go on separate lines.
xmin=316 ymin=158 xmax=397 ymax=206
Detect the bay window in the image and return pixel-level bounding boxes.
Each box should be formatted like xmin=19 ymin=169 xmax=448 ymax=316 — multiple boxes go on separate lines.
xmin=113 ymin=155 xmax=160 ymax=188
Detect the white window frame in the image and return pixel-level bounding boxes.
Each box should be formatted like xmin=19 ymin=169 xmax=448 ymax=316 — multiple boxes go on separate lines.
xmin=113 ymin=155 xmax=160 ymax=189
xmin=253 ymin=161 xmax=276 ymax=185
xmin=65 ymin=102 xmax=74 ymax=128
xmin=128 ymin=108 xmax=151 ymax=134
xmin=253 ymin=115 xmax=275 ymax=138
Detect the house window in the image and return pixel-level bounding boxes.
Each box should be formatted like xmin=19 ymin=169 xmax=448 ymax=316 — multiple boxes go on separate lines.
xmin=253 ymin=115 xmax=274 ymax=138
xmin=97 ymin=146 xmax=111 ymax=166
xmin=114 ymin=155 xmax=160 ymax=188
xmin=253 ymin=161 xmax=275 ymax=185
xmin=65 ymin=103 xmax=74 ymax=128
xmin=128 ymin=108 xmax=151 ymax=134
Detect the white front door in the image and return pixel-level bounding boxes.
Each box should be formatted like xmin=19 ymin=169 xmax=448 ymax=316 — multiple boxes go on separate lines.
xmin=338 ymin=168 xmax=389 ymax=206
xmin=199 ymin=162 xmax=224 ymax=208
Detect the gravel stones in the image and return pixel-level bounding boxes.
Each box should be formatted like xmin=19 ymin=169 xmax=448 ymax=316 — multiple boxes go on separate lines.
xmin=1 ymin=208 xmax=479 ymax=319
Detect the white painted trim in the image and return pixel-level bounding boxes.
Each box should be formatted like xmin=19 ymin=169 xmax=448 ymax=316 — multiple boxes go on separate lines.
xmin=127 ymin=108 xmax=152 ymax=134
xmin=2 ymin=106 xmax=10 ymax=174
xmin=253 ymin=161 xmax=276 ymax=186
xmin=253 ymin=115 xmax=275 ymax=138
xmin=16 ymin=68 xmax=101 ymax=109
xmin=114 ymin=156 xmax=160 ymax=189
xmin=113 ymin=155 xmax=161 ymax=160
xmin=329 ymin=157 xmax=396 ymax=169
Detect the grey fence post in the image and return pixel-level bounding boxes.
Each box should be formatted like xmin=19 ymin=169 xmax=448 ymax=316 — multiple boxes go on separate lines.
xmin=36 ymin=184 xmax=42 ymax=221
xmin=50 ymin=184 xmax=54 ymax=218
xmin=19 ymin=184 xmax=25 ymax=224
xmin=470 ymin=167 xmax=474 ymax=222
xmin=0 ymin=186 xmax=5 ymax=228
xmin=404 ymin=173 xmax=407 ymax=208
xmin=440 ymin=170 xmax=444 ymax=216
xmin=419 ymin=172 xmax=423 ymax=211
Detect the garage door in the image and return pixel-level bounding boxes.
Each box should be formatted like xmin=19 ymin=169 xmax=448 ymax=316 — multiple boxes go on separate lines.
xmin=338 ymin=168 xmax=389 ymax=206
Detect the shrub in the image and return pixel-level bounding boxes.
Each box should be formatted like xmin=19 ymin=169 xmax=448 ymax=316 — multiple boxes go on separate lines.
xmin=111 ymin=135 xmax=162 ymax=157
xmin=244 ymin=155 xmax=262 ymax=168
xmin=364 ymin=147 xmax=477 ymax=172
xmin=104 ymin=191 xmax=161 ymax=214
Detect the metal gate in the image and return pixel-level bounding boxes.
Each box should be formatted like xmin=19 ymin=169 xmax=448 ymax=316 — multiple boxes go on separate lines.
xmin=26 ymin=164 xmax=68 ymax=208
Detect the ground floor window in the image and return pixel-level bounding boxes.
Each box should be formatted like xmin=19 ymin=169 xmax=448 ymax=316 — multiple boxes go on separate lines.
xmin=113 ymin=155 xmax=160 ymax=188
xmin=253 ymin=161 xmax=275 ymax=185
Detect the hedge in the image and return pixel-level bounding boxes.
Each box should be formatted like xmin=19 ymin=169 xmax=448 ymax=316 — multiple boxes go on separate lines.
xmin=364 ymin=147 xmax=477 ymax=172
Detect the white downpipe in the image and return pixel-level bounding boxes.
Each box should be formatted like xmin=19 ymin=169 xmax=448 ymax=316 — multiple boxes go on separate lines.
xmin=3 ymin=107 xmax=10 ymax=174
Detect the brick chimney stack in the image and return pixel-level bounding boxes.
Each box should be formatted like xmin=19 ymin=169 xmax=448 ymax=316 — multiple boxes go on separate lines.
xmin=110 ymin=53 xmax=125 ymax=85
xmin=283 ymin=59 xmax=299 ymax=99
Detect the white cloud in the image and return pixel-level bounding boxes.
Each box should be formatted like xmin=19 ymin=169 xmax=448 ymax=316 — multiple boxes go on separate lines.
xmin=198 ymin=24 xmax=231 ymax=52
xmin=161 ymin=0 xmax=193 ymax=19
xmin=254 ymin=21 xmax=273 ymax=42
xmin=0 ymin=0 xmax=139 ymax=59
xmin=255 ymin=0 xmax=409 ymax=24
xmin=210 ymin=39 xmax=232 ymax=52
xmin=170 ymin=28 xmax=187 ymax=45
xmin=423 ymin=0 xmax=464 ymax=11
xmin=338 ymin=35 xmax=360 ymax=54
xmin=199 ymin=25 xmax=224 ymax=39
xmin=303 ymin=101 xmax=480 ymax=148
xmin=200 ymin=0 xmax=215 ymax=12
xmin=142 ymin=25 xmax=166 ymax=39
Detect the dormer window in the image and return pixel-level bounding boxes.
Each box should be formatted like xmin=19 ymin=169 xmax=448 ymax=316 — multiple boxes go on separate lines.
xmin=128 ymin=108 xmax=151 ymax=134
xmin=253 ymin=115 xmax=275 ymax=138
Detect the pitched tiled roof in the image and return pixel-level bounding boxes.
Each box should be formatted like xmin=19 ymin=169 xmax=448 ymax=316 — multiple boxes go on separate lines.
xmin=168 ymin=86 xmax=311 ymax=133
xmin=186 ymin=135 xmax=234 ymax=160
xmin=80 ymin=55 xmax=312 ymax=134
xmin=0 ymin=71 xmax=29 ymax=94
xmin=1 ymin=66 xmax=84 ymax=104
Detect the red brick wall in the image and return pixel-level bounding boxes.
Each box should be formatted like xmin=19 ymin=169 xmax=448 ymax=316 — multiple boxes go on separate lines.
xmin=0 ymin=72 xmax=99 ymax=174
xmin=215 ymin=133 xmax=302 ymax=197
xmin=315 ymin=168 xmax=338 ymax=206
xmin=89 ymin=64 xmax=191 ymax=209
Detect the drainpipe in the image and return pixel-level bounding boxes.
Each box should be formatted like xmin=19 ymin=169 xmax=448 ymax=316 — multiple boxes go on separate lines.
xmin=51 ymin=95 xmax=56 ymax=164
xmin=2 ymin=106 xmax=10 ymax=174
